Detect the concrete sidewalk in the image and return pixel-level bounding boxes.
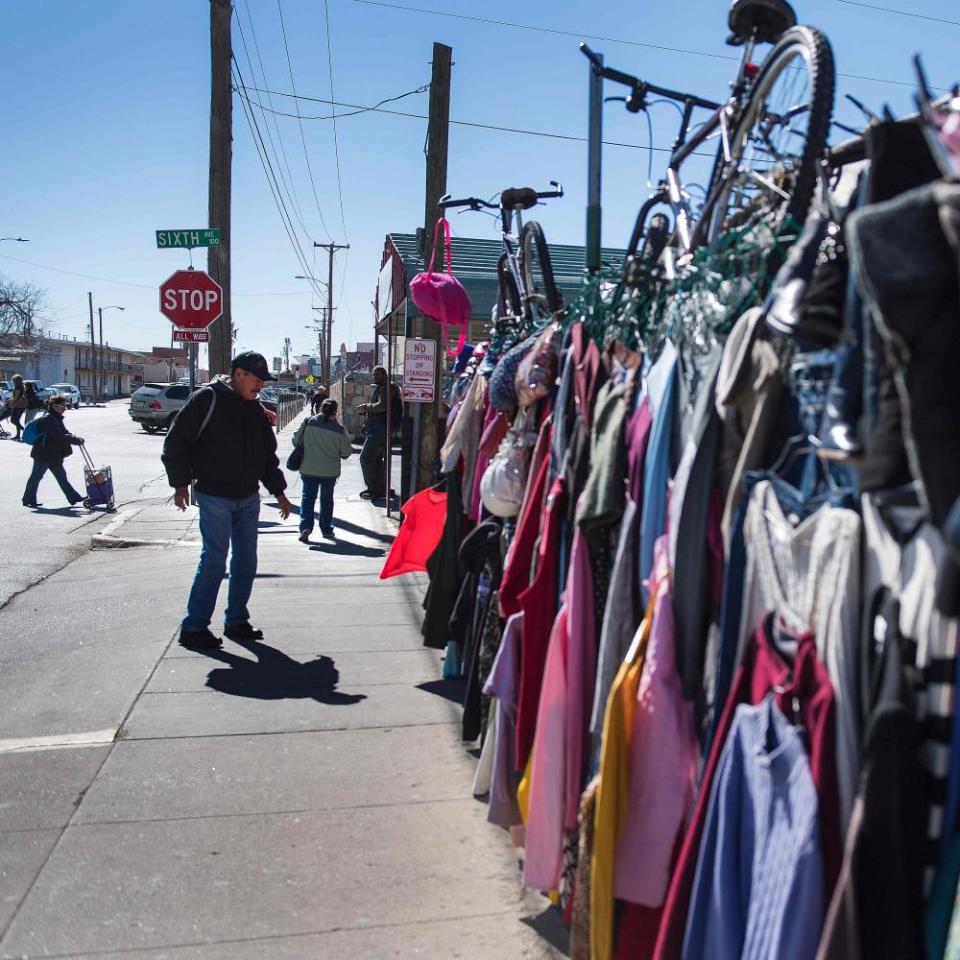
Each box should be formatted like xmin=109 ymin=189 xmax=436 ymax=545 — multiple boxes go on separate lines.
xmin=0 ymin=421 xmax=564 ymax=958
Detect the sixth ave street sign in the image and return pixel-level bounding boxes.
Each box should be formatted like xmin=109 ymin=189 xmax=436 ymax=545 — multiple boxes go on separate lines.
xmin=156 ymin=229 xmax=221 ymax=249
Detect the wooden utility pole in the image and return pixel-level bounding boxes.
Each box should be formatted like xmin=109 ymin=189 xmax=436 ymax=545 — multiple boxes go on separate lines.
xmin=417 ymin=41 xmax=452 ymax=492
xmin=313 ymin=242 xmax=349 ymax=388
xmin=207 ymin=0 xmax=232 ymax=376
xmin=87 ymin=292 xmax=96 ymax=403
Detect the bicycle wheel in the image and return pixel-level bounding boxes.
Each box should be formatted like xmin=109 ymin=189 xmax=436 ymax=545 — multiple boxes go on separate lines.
xmin=520 ymin=221 xmax=563 ymax=320
xmin=705 ymin=26 xmax=834 ymax=247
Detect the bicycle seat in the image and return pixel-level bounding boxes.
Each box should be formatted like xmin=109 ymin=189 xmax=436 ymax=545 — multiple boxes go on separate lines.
xmin=727 ymin=0 xmax=796 ymax=45
xmin=501 ymin=187 xmax=539 ymax=211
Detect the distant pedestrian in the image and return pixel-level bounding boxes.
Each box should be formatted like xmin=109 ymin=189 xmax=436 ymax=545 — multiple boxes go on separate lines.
xmin=356 ymin=365 xmax=391 ymax=500
xmin=21 ymin=396 xmax=86 ymax=508
xmin=23 ymin=380 xmax=41 ymax=425
xmin=162 ymin=351 xmax=292 ymax=651
xmin=310 ymin=386 xmax=326 ymax=415
xmin=292 ymin=398 xmax=353 ymax=543
xmin=9 ymin=374 xmax=27 ymax=440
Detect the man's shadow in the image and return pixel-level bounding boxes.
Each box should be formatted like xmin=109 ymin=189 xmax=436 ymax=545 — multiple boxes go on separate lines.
xmin=198 ymin=636 xmax=366 ymax=706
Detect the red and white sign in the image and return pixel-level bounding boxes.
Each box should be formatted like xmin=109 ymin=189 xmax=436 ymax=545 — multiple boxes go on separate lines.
xmin=172 ymin=329 xmax=210 ymax=343
xmin=402 ymin=338 xmax=436 ymax=403
xmin=159 ymin=269 xmax=223 ymax=330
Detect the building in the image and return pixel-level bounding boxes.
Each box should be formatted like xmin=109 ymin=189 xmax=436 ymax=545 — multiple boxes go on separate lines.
xmin=140 ymin=347 xmax=190 ymax=385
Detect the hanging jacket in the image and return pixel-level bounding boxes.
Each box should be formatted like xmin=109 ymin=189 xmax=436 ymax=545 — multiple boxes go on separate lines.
xmin=292 ymin=415 xmax=353 ymax=478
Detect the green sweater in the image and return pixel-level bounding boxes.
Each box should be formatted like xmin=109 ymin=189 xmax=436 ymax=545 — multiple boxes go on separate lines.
xmin=291 ymin=416 xmax=353 ymax=478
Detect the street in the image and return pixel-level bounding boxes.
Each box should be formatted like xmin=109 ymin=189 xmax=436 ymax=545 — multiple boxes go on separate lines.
xmin=0 ymin=410 xmax=561 ymax=959
xmin=0 ymin=401 xmax=172 ymax=607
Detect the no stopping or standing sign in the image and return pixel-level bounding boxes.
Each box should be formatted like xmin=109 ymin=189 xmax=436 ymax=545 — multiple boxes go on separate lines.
xmin=402 ymin=338 xmax=436 ymax=403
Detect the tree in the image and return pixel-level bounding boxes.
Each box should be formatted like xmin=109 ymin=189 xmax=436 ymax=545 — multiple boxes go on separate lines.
xmin=0 ymin=273 xmax=47 ymax=343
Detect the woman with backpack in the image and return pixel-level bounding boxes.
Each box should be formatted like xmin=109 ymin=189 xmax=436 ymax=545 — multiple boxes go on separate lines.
xmin=291 ymin=398 xmax=353 ymax=542
xmin=10 ymin=374 xmax=27 ymax=441
xmin=22 ymin=395 xmax=86 ymax=508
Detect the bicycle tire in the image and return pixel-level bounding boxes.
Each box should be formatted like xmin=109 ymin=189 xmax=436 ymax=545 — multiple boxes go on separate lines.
xmin=705 ymin=25 xmax=835 ymax=247
xmin=520 ymin=220 xmax=563 ymax=319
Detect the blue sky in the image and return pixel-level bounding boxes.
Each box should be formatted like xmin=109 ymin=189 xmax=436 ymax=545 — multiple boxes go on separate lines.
xmin=0 ymin=0 xmax=956 ymax=364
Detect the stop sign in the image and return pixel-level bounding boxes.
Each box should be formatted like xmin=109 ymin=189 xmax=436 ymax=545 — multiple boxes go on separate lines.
xmin=159 ymin=269 xmax=223 ymax=329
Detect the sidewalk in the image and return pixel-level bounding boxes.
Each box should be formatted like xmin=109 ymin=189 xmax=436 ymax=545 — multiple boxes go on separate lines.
xmin=0 ymin=418 xmax=564 ymax=959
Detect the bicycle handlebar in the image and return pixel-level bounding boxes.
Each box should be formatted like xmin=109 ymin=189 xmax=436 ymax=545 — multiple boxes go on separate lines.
xmin=439 ymin=181 xmax=564 ymax=212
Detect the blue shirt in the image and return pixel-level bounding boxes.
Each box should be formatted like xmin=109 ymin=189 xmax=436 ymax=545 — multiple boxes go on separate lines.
xmin=684 ymin=697 xmax=824 ymax=960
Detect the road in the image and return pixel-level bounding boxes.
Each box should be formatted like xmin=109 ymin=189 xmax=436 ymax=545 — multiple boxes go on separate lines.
xmin=0 ymin=400 xmax=174 ymax=607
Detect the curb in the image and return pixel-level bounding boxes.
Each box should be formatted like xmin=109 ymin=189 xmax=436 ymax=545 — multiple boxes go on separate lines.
xmin=89 ymin=504 xmax=199 ymax=550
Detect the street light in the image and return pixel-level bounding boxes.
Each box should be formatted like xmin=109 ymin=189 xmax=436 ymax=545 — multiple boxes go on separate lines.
xmin=96 ymin=305 xmax=124 ymax=403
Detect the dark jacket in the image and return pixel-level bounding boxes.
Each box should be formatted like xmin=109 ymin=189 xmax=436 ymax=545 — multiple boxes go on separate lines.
xmin=162 ymin=377 xmax=286 ymax=499
xmin=31 ymin=411 xmax=82 ymax=462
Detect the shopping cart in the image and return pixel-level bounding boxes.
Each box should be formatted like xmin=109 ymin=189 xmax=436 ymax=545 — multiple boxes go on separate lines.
xmin=80 ymin=444 xmax=115 ymax=510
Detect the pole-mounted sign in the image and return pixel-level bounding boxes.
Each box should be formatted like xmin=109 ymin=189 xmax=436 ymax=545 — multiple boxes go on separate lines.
xmin=156 ymin=229 xmax=221 ymax=249
xmin=159 ymin=269 xmax=223 ymax=330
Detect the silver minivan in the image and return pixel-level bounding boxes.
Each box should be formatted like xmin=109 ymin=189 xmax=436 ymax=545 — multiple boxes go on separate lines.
xmin=128 ymin=382 xmax=192 ymax=433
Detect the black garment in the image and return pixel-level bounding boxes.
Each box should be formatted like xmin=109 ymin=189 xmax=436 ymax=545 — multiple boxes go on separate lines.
xmin=162 ymin=379 xmax=286 ymax=499
xmin=421 ymin=475 xmax=467 ymax=650
xmin=856 ymin=593 xmax=925 ymax=960
xmin=30 ymin=411 xmax=81 ymax=462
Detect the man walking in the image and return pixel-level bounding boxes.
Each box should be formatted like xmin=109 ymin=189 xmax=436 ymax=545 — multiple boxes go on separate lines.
xmin=355 ymin=365 xmax=390 ymax=500
xmin=163 ymin=351 xmax=292 ymax=650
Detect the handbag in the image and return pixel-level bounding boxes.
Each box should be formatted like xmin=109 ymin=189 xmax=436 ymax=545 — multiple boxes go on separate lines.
xmin=515 ymin=321 xmax=561 ymax=408
xmin=286 ymin=443 xmax=304 ymax=471
xmin=479 ymin=411 xmax=537 ymax=517
xmin=409 ymin=218 xmax=471 ymax=357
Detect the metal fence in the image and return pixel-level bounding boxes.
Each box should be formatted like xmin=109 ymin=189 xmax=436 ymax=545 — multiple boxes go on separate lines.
xmin=275 ymin=396 xmax=305 ymax=432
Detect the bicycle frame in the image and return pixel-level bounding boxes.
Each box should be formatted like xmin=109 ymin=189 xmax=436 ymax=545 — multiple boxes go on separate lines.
xmin=581 ymin=38 xmax=786 ymax=262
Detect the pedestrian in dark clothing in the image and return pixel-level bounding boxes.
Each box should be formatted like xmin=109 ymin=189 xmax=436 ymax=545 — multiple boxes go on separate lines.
xmin=356 ymin=365 xmax=391 ymax=500
xmin=292 ymin=398 xmax=353 ymax=542
xmin=162 ymin=351 xmax=292 ymax=651
xmin=22 ymin=396 xmax=85 ymax=507
xmin=10 ymin=374 xmax=27 ymax=440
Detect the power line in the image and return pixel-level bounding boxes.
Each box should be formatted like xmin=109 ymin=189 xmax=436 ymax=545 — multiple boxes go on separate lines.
xmin=323 ymin=0 xmax=349 ymax=240
xmin=0 ymin=253 xmax=309 ymax=296
xmin=276 ymin=0 xmax=334 ymax=241
xmin=233 ymin=84 xmax=718 ymax=156
xmin=351 ymin=0 xmax=921 ymax=89
xmin=235 ymin=2 xmax=315 ymax=242
xmin=232 ymin=58 xmax=329 ymax=300
xmin=231 ymin=82 xmax=428 ymax=119
xmin=830 ymin=0 xmax=960 ymax=28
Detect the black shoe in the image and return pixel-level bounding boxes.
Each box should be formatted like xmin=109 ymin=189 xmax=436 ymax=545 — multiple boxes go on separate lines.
xmin=322 ymin=529 xmax=335 ymax=540
xmin=298 ymin=530 xmax=311 ymax=543
xmin=359 ymin=489 xmax=376 ymax=500
xmin=22 ymin=501 xmax=41 ymax=508
xmin=224 ymin=622 xmax=264 ymax=640
xmin=179 ymin=628 xmax=222 ymax=650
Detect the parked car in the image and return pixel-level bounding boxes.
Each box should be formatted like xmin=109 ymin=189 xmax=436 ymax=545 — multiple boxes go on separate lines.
xmin=128 ymin=382 xmax=192 ymax=433
xmin=23 ymin=380 xmax=54 ymax=404
xmin=0 ymin=381 xmax=11 ymax=404
xmin=50 ymin=383 xmax=81 ymax=409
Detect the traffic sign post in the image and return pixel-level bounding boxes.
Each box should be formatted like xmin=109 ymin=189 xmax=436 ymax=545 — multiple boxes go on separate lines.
xmin=402 ymin=338 xmax=436 ymax=403
xmin=156 ymin=229 xmax=221 ymax=249
xmin=159 ymin=269 xmax=223 ymax=330
xmin=172 ymin=330 xmax=210 ymax=343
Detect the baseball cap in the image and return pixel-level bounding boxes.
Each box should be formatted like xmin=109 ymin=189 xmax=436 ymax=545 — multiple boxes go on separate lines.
xmin=231 ymin=351 xmax=277 ymax=381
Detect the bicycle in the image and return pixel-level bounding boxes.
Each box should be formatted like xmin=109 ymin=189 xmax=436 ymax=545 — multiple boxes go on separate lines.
xmin=582 ymin=0 xmax=835 ymax=273
xmin=438 ymin=182 xmax=565 ymax=329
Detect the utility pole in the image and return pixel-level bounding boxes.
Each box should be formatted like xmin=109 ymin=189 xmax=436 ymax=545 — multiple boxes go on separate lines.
xmin=97 ymin=307 xmax=104 ymax=403
xmin=87 ymin=292 xmax=96 ymax=404
xmin=207 ymin=0 xmax=232 ymax=376
xmin=417 ymin=42 xmax=452 ymax=492
xmin=313 ymin=242 xmax=349 ymax=388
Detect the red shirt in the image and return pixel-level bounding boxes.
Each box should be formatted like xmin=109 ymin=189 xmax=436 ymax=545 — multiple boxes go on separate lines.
xmin=378 ymin=487 xmax=447 ymax=579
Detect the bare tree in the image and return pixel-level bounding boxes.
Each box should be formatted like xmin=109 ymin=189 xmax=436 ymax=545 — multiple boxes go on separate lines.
xmin=0 ymin=273 xmax=47 ymax=343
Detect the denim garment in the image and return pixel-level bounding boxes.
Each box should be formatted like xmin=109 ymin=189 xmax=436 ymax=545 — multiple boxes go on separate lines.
xmin=359 ymin=431 xmax=387 ymax=495
xmin=300 ymin=475 xmax=336 ymax=535
xmin=639 ymin=351 xmax=678 ymax=605
xmin=183 ymin=492 xmax=260 ymax=631
xmin=23 ymin=459 xmax=82 ymax=505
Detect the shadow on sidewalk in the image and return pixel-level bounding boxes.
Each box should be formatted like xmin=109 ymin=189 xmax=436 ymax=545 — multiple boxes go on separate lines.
xmin=196 ymin=636 xmax=366 ymax=705
xmin=416 ymin=678 xmax=466 ymax=705
xmin=308 ymin=539 xmax=385 ymax=558
xmin=333 ymin=517 xmax=395 ymax=544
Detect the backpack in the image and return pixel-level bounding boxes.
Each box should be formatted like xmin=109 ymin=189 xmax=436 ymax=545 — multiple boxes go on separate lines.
xmin=22 ymin=417 xmax=46 ymax=446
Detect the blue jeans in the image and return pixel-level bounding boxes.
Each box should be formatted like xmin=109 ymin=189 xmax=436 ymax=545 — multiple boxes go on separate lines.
xmin=182 ymin=492 xmax=260 ymax=632
xmin=300 ymin=476 xmax=337 ymax=534
xmin=23 ymin=458 xmax=82 ymax=504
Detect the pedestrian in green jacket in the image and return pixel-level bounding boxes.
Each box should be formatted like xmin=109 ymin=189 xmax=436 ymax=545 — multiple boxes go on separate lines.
xmin=292 ymin=398 xmax=353 ymax=542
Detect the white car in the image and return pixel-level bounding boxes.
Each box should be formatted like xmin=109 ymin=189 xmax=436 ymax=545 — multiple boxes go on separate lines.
xmin=50 ymin=383 xmax=81 ymax=409
xmin=0 ymin=381 xmax=11 ymax=404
